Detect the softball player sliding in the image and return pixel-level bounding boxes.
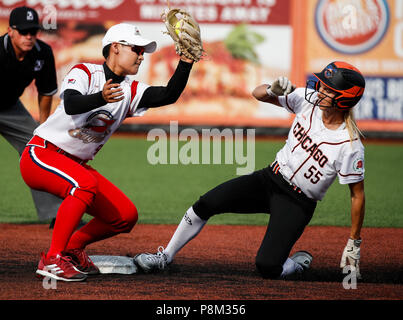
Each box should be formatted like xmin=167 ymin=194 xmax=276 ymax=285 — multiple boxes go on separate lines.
xmin=135 ymin=61 xmax=366 ymax=280
xmin=19 ymin=23 xmax=195 ymax=282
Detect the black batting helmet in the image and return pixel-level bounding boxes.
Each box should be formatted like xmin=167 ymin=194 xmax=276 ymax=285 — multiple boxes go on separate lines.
xmin=307 ymin=61 xmax=366 ymax=109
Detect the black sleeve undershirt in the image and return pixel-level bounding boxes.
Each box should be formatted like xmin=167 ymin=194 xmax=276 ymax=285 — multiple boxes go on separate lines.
xmin=64 ymin=90 xmax=106 ymax=115
xmin=137 ymin=59 xmax=193 ymax=109
xmin=63 ymin=59 xmax=193 ymax=116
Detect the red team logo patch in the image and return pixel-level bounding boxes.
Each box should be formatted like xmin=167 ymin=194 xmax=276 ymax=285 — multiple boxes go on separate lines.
xmin=68 ymin=79 xmax=76 ymax=84
xmin=315 ymin=0 xmax=390 ymax=54
xmin=353 ymin=158 xmax=364 ymax=172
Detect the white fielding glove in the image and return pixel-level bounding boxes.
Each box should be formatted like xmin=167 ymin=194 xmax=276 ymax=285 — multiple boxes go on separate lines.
xmin=266 ymin=76 xmax=295 ymax=97
xmin=340 ymin=238 xmax=362 ymax=280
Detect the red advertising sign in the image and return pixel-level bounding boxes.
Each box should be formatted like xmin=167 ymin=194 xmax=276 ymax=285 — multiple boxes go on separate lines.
xmin=0 ymin=0 xmax=290 ymax=25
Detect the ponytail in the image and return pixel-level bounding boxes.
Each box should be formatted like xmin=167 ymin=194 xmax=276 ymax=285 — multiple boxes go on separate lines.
xmin=344 ymin=108 xmax=364 ymax=142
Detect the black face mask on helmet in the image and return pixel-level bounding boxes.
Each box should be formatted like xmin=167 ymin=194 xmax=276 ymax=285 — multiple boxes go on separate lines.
xmin=305 ymin=61 xmax=366 ymax=110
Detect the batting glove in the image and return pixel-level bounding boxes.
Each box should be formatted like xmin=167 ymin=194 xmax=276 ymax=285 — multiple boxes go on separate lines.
xmin=340 ymin=238 xmax=362 ymax=280
xmin=266 ymin=76 xmax=295 ymax=97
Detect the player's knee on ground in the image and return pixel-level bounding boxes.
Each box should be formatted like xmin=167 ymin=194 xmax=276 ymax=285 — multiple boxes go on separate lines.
xmin=192 ymin=195 xmax=221 ymax=220
xmin=255 ymin=257 xmax=283 ymax=279
xmin=110 ymin=201 xmax=138 ymax=233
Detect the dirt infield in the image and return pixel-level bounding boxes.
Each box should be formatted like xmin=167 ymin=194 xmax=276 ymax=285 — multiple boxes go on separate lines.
xmin=0 ymin=223 xmax=402 ymax=301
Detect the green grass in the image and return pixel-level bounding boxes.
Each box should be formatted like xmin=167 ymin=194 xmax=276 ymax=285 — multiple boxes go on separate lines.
xmin=0 ymin=135 xmax=402 ymax=227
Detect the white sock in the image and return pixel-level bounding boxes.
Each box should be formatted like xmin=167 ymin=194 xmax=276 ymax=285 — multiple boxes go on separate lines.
xmin=164 ymin=207 xmax=207 ymax=263
xmin=280 ymin=258 xmax=303 ymax=278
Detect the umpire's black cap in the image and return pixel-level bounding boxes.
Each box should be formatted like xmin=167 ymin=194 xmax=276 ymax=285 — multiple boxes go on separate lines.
xmin=9 ymin=6 xmax=40 ymax=30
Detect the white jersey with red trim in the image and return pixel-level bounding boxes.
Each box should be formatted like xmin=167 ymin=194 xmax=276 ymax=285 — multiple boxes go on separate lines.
xmin=34 ymin=63 xmax=149 ymax=160
xmin=276 ymin=88 xmax=365 ymax=201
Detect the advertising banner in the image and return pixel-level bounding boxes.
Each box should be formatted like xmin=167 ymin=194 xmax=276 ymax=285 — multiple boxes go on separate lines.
xmin=0 ymin=0 xmax=294 ymax=127
xmin=295 ymin=0 xmax=403 ymax=132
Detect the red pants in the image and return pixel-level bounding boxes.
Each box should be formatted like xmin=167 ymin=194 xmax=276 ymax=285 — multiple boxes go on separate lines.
xmin=20 ymin=136 xmax=138 ymax=256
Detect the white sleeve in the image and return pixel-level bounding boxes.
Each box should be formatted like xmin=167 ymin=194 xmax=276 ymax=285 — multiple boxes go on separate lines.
xmin=336 ymin=144 xmax=365 ymax=185
xmin=128 ymin=82 xmax=150 ymax=117
xmin=59 ymin=66 xmax=90 ymax=98
xmin=278 ymin=88 xmax=306 ymax=114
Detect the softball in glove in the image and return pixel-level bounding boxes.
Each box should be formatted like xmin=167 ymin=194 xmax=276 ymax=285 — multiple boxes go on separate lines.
xmin=161 ymin=8 xmax=204 ymax=62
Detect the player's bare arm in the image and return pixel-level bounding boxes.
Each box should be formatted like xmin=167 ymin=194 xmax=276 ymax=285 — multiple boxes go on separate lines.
xmin=340 ymin=180 xmax=365 ymax=279
xmin=252 ymin=84 xmax=281 ymax=105
xmin=349 ymin=180 xmax=365 ymax=240
xmin=339 ymin=179 xmax=365 ymax=279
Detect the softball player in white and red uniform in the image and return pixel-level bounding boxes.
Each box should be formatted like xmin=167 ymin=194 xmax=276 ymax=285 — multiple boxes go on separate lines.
xmin=134 ymin=61 xmax=366 ymax=280
xmin=20 ymin=23 xmax=195 ymax=282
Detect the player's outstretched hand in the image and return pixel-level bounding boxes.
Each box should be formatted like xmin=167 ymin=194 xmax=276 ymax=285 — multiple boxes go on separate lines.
xmin=267 ymin=76 xmax=295 ymax=97
xmin=340 ymin=238 xmax=362 ymax=280
xmin=102 ymin=79 xmax=124 ymax=103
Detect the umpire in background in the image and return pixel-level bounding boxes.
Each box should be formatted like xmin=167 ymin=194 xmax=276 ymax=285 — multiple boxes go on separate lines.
xmin=0 ymin=6 xmax=61 ymax=221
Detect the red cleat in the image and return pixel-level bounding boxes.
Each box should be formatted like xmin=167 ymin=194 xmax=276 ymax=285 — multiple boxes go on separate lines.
xmin=63 ymin=248 xmax=100 ymax=275
xmin=36 ymin=252 xmax=87 ymax=282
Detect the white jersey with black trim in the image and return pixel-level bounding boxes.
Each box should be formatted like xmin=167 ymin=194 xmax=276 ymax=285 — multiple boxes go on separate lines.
xmin=34 ymin=63 xmax=149 ymax=160
xmin=276 ymin=88 xmax=365 ymax=201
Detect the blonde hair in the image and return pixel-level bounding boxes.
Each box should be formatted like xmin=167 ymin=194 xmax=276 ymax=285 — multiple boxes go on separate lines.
xmin=344 ymin=108 xmax=364 ymax=142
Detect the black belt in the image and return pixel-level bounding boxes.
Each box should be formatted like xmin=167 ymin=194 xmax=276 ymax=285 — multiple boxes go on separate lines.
xmin=270 ymin=161 xmax=302 ymax=194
